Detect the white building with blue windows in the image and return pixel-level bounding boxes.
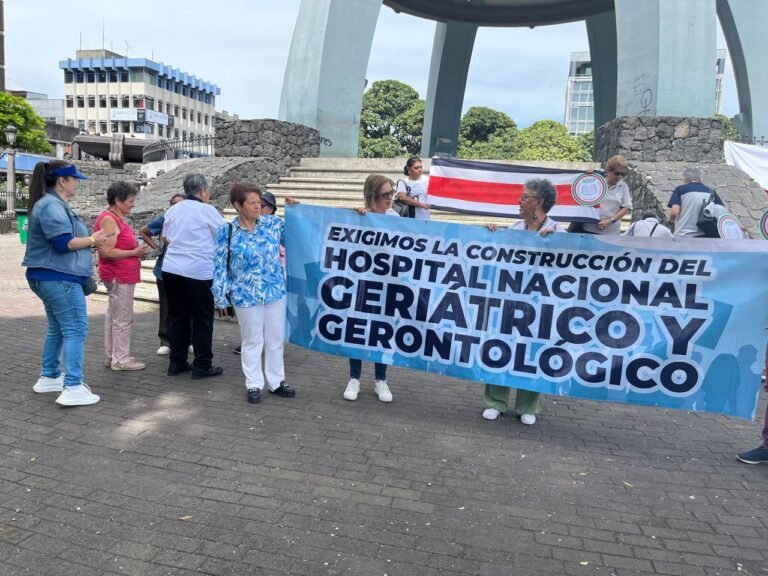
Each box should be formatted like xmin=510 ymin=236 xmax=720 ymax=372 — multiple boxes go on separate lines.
xmin=60 ymin=49 xmax=220 ymax=141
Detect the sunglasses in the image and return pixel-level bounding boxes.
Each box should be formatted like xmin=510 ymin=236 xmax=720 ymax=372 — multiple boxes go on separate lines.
xmin=376 ymin=191 xmax=395 ymax=200
xmin=612 ymin=171 xmax=626 ymax=178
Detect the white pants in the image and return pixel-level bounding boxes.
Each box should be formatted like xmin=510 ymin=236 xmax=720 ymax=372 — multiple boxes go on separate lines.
xmin=236 ymin=298 xmax=286 ymax=391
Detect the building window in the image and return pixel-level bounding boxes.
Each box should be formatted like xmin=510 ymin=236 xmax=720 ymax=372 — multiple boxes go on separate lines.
xmin=64 ymin=71 xmax=73 ymax=84
xmin=88 ymin=120 xmax=96 ymax=133
xmin=99 ymin=121 xmax=108 ymax=134
xmin=111 ymin=121 xmax=118 ymax=133
xmin=157 ymin=99 xmax=163 ymax=113
xmin=65 ymin=96 xmax=74 ymax=108
xmin=166 ymin=103 xmax=172 ymax=115
xmin=174 ymin=129 xmax=179 ymax=139
xmin=197 ymin=112 xmax=202 ymax=124
xmin=182 ymin=131 xmax=187 ymax=139
xmin=145 ymin=97 xmax=154 ymax=111
xmin=182 ymin=107 xmax=187 ymax=120
xmin=121 ymin=121 xmax=130 ymax=133
xmin=98 ymin=71 xmax=107 ymax=83
xmin=165 ymin=78 xmax=172 ymax=91
xmin=75 ymin=71 xmax=84 ymax=83
xmin=173 ymin=105 xmax=179 ymax=117
xmin=174 ymin=82 xmax=181 ymax=94
xmin=134 ymin=122 xmax=148 ymax=134
xmin=131 ymin=70 xmax=144 ymax=82
xmin=182 ymin=85 xmax=188 ymax=97
xmin=76 ymin=96 xmax=85 ymax=108
xmin=120 ymin=71 xmax=129 ymax=82
xmin=99 ymin=96 xmax=107 ymax=108
xmin=109 ymin=71 xmax=118 ymax=83
xmin=204 ymin=114 xmax=209 ymax=126
xmin=133 ymin=96 xmax=144 ymax=108
xmin=110 ymin=96 xmax=118 ymax=108
xmin=86 ymin=72 xmax=95 ymax=83
xmin=121 ymin=96 xmax=130 ymax=108
xmin=66 ymin=120 xmax=75 ymax=127
xmin=157 ymin=125 xmax=164 ymax=138
xmin=77 ymin=120 xmax=85 ymax=132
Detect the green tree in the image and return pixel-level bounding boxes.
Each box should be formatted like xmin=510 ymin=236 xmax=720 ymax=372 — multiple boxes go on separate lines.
xmin=512 ymin=120 xmax=583 ymax=161
xmin=358 ymin=79 xmax=423 ymax=157
xmin=459 ymin=106 xmax=517 ymax=144
xmin=715 ymin=113 xmax=741 ymax=142
xmin=575 ymin=131 xmax=594 ymax=162
xmin=0 ymin=92 xmax=53 ymax=154
xmin=457 ymin=128 xmax=517 ymax=160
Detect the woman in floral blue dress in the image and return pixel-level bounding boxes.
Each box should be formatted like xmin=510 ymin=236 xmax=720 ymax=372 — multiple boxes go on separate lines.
xmin=211 ymin=182 xmax=296 ymax=404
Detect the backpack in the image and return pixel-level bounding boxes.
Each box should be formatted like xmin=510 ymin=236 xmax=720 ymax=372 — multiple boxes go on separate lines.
xmin=696 ymin=190 xmax=720 ymax=238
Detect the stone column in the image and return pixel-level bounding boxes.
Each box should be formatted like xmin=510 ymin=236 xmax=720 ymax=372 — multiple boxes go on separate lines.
xmin=585 ymin=9 xmax=617 ymax=133
xmin=717 ymin=0 xmax=768 ymax=139
xmin=278 ymin=0 xmax=381 ymax=157
xmin=420 ymin=21 xmax=478 ymax=158
xmin=614 ymin=0 xmax=717 ymax=118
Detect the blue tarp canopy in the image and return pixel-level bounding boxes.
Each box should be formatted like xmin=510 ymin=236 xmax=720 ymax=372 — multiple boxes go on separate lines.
xmin=0 ymin=152 xmax=56 ymax=174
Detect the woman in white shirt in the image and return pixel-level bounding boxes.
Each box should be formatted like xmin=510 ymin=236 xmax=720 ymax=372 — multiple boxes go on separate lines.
xmin=396 ymin=157 xmax=431 ymax=220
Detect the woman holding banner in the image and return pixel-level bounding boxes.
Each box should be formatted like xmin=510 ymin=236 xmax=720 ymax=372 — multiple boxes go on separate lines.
xmin=579 ymin=155 xmax=632 ymax=235
xmin=343 ymin=174 xmax=399 ymax=403
xmin=484 ymin=178 xmax=566 ymax=425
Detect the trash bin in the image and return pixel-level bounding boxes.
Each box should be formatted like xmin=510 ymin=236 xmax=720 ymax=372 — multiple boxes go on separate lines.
xmin=16 ymin=209 xmax=28 ymax=244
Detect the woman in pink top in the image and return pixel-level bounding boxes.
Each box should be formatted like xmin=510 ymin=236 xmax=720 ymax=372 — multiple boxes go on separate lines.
xmin=95 ymin=182 xmax=150 ymax=370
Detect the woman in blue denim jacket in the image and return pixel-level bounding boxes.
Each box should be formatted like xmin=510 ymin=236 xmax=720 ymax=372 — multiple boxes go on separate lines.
xmin=22 ymin=160 xmax=109 ymax=407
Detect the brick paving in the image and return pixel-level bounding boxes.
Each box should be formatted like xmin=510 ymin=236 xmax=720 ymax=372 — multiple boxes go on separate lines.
xmin=0 ymin=232 xmax=766 ymax=576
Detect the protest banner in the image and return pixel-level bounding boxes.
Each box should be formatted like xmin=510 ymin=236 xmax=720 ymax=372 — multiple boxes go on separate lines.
xmin=285 ymin=205 xmax=768 ymax=418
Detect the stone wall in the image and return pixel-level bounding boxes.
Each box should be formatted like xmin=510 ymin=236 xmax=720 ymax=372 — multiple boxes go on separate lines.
xmin=625 ymin=161 xmax=766 ymax=236
xmin=68 ymin=161 xmax=144 ymax=213
xmin=119 ymin=156 xmax=283 ymax=230
xmin=595 ymin=117 xmax=723 ymax=164
xmin=215 ymin=118 xmax=320 ymax=174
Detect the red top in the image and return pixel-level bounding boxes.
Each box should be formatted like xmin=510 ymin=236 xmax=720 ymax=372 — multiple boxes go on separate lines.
xmin=94 ymin=210 xmax=140 ymax=284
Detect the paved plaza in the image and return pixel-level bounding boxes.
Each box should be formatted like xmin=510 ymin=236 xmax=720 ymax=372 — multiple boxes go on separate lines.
xmin=0 ymin=232 xmax=766 ymax=576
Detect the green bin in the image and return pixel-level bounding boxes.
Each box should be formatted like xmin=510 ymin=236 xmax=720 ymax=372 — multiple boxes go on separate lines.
xmin=16 ymin=209 xmax=28 ymax=244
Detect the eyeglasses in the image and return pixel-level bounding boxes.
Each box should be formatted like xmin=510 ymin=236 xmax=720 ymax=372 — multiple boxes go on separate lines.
xmin=260 ymin=203 xmax=270 ymax=208
xmin=612 ymin=171 xmax=626 ymax=178
xmin=520 ymin=193 xmax=540 ymax=201
xmin=376 ymin=191 xmax=395 ymax=200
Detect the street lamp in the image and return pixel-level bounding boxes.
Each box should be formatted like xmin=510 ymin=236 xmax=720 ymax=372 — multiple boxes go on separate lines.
xmin=4 ymin=124 xmax=17 ymax=216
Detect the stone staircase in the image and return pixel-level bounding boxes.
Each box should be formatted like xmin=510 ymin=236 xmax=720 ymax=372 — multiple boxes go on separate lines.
xmin=112 ymin=156 xmax=605 ymax=307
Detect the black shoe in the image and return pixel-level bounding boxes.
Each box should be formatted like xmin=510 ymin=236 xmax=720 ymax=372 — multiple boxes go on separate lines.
xmin=247 ymin=388 xmax=261 ymax=403
xmin=234 ymin=346 xmax=242 ymax=355
xmin=269 ymin=382 xmax=296 ymax=398
xmin=167 ymin=362 xmax=193 ymax=376
xmin=191 ymin=366 xmax=223 ymax=380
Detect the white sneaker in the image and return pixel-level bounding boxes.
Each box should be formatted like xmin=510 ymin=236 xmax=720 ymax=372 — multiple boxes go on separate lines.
xmin=188 ymin=345 xmax=194 ymax=354
xmin=33 ymin=374 xmax=64 ymax=394
xmin=482 ymin=408 xmax=501 ymax=420
xmin=55 ymin=383 xmax=100 ymax=407
xmin=343 ymin=378 xmax=360 ymax=401
xmin=157 ymin=345 xmax=171 ymax=355
xmin=520 ymin=413 xmax=537 ymax=426
xmin=374 ymin=380 xmax=393 ymax=403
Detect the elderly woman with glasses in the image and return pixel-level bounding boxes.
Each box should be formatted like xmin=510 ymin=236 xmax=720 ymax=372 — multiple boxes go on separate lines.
xmin=485 ymin=178 xmax=567 ymax=426
xmin=343 ymin=174 xmax=400 ymax=403
xmin=579 ymin=154 xmax=632 ymax=235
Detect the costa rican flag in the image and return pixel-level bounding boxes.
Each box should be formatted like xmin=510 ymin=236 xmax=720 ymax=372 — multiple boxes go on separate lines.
xmin=428 ymin=158 xmax=601 ymax=222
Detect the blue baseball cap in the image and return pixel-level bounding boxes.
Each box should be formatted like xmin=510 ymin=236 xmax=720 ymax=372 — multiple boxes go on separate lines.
xmin=49 ymin=164 xmax=88 ymax=180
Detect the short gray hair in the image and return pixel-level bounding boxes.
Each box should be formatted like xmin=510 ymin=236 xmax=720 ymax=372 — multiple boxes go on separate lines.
xmin=525 ymin=178 xmax=557 ymax=213
xmin=183 ymin=173 xmax=210 ymax=197
xmin=683 ymin=167 xmax=702 ymax=183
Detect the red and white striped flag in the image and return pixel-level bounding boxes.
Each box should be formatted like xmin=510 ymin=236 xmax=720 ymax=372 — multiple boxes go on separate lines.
xmin=428 ymin=158 xmax=600 ymax=222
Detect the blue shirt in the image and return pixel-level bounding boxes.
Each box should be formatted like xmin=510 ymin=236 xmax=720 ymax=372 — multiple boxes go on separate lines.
xmin=144 ymin=213 xmax=166 ymax=280
xmin=211 ymin=215 xmax=286 ymax=309
xmin=22 ymin=189 xmax=93 ymax=278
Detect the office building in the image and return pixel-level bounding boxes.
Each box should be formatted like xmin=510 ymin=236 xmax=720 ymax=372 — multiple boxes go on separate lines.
xmin=60 ymin=49 xmax=220 ymax=141
xmin=564 ymin=50 xmax=728 ymax=136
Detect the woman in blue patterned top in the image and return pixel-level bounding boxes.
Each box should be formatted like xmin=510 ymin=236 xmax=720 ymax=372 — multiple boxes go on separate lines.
xmin=211 ymin=183 xmax=297 ymax=404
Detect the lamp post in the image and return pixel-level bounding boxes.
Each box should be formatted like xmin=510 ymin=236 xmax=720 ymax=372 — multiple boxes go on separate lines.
xmin=5 ymin=124 xmax=17 ymax=216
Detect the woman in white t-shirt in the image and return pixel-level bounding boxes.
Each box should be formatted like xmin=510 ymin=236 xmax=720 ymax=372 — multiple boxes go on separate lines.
xmin=396 ymin=156 xmax=431 ymax=220
xmin=344 ymin=174 xmax=400 ymax=403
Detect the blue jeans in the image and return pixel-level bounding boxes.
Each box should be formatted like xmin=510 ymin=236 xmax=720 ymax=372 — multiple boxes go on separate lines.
xmin=349 ymin=359 xmax=387 ymax=381
xmin=28 ymin=279 xmax=88 ymax=388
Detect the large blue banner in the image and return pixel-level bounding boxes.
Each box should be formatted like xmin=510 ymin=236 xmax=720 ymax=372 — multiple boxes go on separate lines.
xmin=285 ymin=205 xmax=768 ymax=419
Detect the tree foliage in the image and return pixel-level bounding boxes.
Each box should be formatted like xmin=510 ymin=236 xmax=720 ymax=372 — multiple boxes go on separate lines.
xmin=715 ymin=113 xmax=741 ymax=143
xmin=359 ymin=80 xmax=423 ymax=157
xmin=459 ymin=106 xmax=517 ymax=145
xmin=358 ymin=135 xmax=402 ymax=158
xmin=575 ymin=131 xmax=595 ymax=162
xmin=512 ymin=120 xmax=583 ymax=161
xmin=0 ymin=92 xmax=53 ymax=154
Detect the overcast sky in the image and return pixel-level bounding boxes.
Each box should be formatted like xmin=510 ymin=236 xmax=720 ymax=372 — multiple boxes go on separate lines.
xmin=5 ymin=0 xmax=738 ymax=128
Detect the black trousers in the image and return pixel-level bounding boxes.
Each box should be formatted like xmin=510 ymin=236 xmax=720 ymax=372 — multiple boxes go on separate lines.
xmin=156 ymin=278 xmax=170 ymax=346
xmin=163 ymin=272 xmax=214 ymax=369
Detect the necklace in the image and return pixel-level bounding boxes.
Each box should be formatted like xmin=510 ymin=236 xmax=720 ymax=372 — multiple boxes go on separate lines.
xmin=525 ymin=216 xmax=545 ymax=232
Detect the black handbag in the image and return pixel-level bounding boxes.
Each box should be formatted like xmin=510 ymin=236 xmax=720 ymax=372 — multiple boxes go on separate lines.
xmin=393 ymin=180 xmax=415 ymax=218
xmin=82 ymin=276 xmax=99 ymax=296
xmin=696 ymin=191 xmax=720 ymax=238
